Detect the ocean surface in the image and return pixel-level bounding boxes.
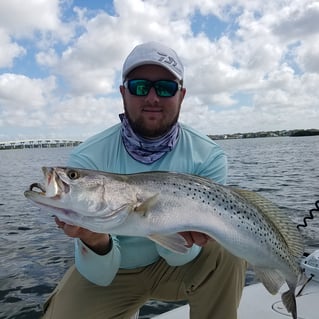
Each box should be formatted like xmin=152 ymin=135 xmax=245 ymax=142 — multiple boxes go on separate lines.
xmin=0 ymin=136 xmax=318 ymax=318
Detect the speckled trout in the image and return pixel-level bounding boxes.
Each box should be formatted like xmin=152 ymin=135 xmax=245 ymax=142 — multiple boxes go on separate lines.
xmin=24 ymin=167 xmax=304 ymax=319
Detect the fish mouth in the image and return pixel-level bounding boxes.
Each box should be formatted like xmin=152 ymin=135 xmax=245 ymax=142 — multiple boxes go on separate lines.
xmin=24 ymin=187 xmax=129 ymax=232
xmin=25 ymin=167 xmax=130 ymax=229
xmin=24 ymin=186 xmax=78 ymax=225
xmin=29 ymin=182 xmax=46 ymax=194
xmin=24 ymin=183 xmax=88 ymax=227
xmin=27 ymin=167 xmax=70 ymax=199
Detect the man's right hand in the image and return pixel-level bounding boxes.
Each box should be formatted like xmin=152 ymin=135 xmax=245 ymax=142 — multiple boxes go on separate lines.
xmin=54 ymin=216 xmax=111 ymax=255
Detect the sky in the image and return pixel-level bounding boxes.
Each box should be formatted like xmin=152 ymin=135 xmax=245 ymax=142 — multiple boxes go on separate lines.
xmin=0 ymin=0 xmax=319 ymax=142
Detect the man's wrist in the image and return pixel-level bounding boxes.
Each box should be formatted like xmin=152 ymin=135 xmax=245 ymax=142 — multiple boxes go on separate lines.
xmin=82 ymin=235 xmax=112 ymax=255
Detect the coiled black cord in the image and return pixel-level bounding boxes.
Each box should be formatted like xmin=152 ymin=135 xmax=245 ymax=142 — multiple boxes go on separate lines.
xmin=297 ymin=200 xmax=319 ymax=230
xmin=296 ymin=274 xmax=314 ymax=297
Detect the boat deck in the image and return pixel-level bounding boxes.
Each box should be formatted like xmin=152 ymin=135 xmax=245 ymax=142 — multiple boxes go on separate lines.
xmin=153 ymin=280 xmax=318 ymax=319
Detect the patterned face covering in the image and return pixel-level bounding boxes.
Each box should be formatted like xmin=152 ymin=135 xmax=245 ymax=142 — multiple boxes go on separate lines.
xmin=119 ymin=113 xmax=180 ymax=164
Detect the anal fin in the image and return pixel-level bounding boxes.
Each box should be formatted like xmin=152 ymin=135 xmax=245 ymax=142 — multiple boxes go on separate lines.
xmin=254 ymin=267 xmax=285 ymax=294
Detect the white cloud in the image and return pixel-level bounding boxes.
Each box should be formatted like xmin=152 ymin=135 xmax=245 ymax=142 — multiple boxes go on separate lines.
xmin=0 ymin=74 xmax=57 ymax=131
xmin=36 ymin=48 xmax=59 ymax=68
xmin=49 ymin=95 xmax=123 ymax=128
xmin=0 ymin=73 xmax=56 ymax=109
xmin=52 ymin=1 xmax=194 ymax=95
xmin=0 ymin=0 xmax=318 ymax=141
xmin=0 ymin=0 xmax=64 ymax=37
xmin=272 ymin=1 xmax=319 ymax=40
xmin=0 ymin=29 xmax=26 ymax=68
xmin=296 ymin=40 xmax=319 ymax=73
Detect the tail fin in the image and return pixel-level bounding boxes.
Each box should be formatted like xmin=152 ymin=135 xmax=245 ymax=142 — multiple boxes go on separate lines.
xmin=281 ymin=289 xmax=297 ymax=319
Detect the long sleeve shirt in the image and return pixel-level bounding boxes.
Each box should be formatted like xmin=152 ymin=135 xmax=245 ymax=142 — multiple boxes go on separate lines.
xmin=67 ymin=122 xmax=227 ymax=286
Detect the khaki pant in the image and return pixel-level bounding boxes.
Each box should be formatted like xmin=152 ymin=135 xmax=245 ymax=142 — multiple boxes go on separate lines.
xmin=42 ymin=242 xmax=247 ymax=319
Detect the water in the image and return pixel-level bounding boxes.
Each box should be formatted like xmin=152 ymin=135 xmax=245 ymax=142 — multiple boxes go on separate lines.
xmin=0 ymin=136 xmax=318 ymax=318
xmin=221 ymin=136 xmax=319 ymax=250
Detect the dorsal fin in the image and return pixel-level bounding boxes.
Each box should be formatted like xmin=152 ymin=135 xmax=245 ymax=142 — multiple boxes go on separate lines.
xmin=230 ymin=187 xmax=304 ymax=258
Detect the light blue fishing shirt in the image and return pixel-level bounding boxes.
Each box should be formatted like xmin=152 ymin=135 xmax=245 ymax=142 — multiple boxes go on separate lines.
xmin=68 ymin=122 xmax=227 ymax=286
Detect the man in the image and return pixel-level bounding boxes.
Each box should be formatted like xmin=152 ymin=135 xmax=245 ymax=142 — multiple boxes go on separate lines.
xmin=43 ymin=42 xmax=246 ymax=319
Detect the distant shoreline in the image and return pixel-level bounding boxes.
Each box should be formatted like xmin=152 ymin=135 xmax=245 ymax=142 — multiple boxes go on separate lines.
xmin=209 ymin=128 xmax=319 ymax=140
xmin=1 ymin=129 xmax=318 ymax=150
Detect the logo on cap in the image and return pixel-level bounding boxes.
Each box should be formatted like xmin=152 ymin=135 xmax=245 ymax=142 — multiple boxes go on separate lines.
xmin=157 ymin=52 xmax=178 ymax=67
xmin=156 ymin=51 xmax=182 ymax=77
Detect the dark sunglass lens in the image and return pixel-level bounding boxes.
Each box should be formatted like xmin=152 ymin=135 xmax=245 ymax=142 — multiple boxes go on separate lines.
xmin=128 ymin=80 xmax=150 ymax=96
xmin=155 ymin=81 xmax=178 ymax=97
xmin=126 ymin=79 xmax=179 ymax=97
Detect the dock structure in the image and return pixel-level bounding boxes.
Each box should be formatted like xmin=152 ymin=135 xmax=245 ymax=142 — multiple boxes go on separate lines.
xmin=0 ymin=139 xmax=82 ymax=150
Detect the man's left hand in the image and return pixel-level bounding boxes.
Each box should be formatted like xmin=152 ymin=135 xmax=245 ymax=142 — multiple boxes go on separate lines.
xmin=179 ymin=231 xmax=213 ymax=247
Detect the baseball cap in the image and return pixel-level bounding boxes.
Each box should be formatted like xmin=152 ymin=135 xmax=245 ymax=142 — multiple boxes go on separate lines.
xmin=122 ymin=42 xmax=184 ymax=82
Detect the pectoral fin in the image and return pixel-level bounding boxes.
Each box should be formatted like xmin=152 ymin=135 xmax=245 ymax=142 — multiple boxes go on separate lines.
xmin=134 ymin=194 xmax=158 ymax=216
xmin=148 ymin=233 xmax=189 ymax=254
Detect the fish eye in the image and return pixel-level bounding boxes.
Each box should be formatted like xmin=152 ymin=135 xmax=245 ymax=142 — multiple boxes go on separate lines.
xmin=67 ymin=170 xmax=80 ymax=180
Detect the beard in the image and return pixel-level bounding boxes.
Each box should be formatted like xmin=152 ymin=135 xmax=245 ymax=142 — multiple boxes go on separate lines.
xmin=124 ymin=106 xmax=180 ymax=138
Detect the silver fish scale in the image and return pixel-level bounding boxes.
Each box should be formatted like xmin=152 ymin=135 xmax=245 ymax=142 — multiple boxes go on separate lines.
xmin=129 ymin=172 xmax=300 ymax=273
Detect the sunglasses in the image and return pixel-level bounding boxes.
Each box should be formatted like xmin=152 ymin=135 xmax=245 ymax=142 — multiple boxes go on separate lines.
xmin=124 ymin=79 xmax=182 ymax=97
